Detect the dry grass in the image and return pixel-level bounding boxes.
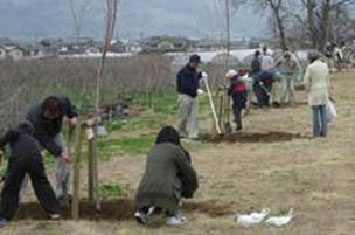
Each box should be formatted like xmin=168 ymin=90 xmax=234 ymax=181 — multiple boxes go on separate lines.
xmin=2 ymin=71 xmax=355 ymax=235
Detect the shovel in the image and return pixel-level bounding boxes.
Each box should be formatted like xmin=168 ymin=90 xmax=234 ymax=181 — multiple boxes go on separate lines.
xmin=205 ymin=78 xmax=222 ymax=135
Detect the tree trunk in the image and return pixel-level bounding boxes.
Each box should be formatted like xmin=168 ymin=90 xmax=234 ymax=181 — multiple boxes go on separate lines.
xmin=307 ymin=0 xmax=316 ymax=48
xmin=321 ymin=0 xmax=331 ymax=52
xmin=274 ymin=8 xmax=287 ymax=50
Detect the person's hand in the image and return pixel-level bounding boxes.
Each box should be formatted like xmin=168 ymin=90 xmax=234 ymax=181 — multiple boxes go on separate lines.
xmin=202 ymin=71 xmax=208 ymax=81
xmin=69 ymin=117 xmax=77 ymax=131
xmin=197 ymin=89 xmax=204 ymax=96
xmin=61 ymin=147 xmax=71 ymax=164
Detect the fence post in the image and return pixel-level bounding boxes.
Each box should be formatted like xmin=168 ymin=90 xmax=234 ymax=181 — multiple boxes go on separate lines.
xmin=72 ymin=119 xmax=84 ymax=220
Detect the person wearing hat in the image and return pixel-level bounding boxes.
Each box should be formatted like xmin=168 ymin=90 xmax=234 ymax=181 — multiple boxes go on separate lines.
xmin=304 ymin=52 xmax=331 ymax=138
xmin=176 ymin=54 xmax=204 ymax=140
xmin=276 ymin=51 xmax=301 ymax=104
xmin=227 ymin=69 xmax=247 ymax=131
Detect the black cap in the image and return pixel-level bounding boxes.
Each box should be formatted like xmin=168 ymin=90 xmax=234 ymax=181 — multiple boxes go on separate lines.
xmin=189 ymin=54 xmax=201 ymax=63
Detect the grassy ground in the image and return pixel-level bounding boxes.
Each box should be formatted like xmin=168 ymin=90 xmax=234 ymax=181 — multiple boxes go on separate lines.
xmin=1 ymin=71 xmax=355 ymax=235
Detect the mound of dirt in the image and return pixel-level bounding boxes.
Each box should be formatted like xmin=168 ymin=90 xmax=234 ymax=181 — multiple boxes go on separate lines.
xmin=271 ymin=102 xmax=307 ymax=109
xmin=201 ymin=131 xmax=303 ymax=144
xmin=14 ymin=199 xmax=237 ymax=221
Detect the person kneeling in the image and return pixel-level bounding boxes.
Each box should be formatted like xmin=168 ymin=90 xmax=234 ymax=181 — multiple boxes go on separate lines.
xmin=0 ymin=122 xmax=60 ymax=228
xmin=134 ymin=126 xmax=198 ymax=225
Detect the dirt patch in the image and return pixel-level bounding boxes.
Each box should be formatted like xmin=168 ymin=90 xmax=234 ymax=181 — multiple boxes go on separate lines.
xmin=14 ymin=199 xmax=237 ymax=221
xmin=201 ymin=131 xmax=304 ymax=144
xmin=295 ymin=84 xmax=306 ymax=91
xmin=271 ymin=102 xmax=307 ymax=109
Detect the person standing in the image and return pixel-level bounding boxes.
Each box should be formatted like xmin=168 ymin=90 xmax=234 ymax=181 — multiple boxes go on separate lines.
xmin=26 ymin=95 xmax=78 ymax=203
xmin=134 ymin=126 xmax=198 ymax=225
xmin=304 ymin=52 xmax=331 ymax=138
xmin=250 ymin=50 xmax=261 ymax=76
xmin=176 ymin=55 xmax=204 ymax=140
xmin=227 ymin=70 xmax=247 ymax=131
xmin=276 ymin=52 xmax=300 ymax=104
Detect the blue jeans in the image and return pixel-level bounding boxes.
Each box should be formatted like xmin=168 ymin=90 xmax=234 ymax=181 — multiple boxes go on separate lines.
xmin=312 ymin=105 xmax=328 ymax=138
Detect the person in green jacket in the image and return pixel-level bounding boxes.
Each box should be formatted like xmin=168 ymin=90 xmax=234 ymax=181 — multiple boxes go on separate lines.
xmin=134 ymin=126 xmax=198 ymax=225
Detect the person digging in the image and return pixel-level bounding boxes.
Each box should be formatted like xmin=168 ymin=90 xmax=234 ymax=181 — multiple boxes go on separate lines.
xmin=0 ymin=122 xmax=60 ymax=228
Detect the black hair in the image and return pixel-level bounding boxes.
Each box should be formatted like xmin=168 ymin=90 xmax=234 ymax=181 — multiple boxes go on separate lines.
xmin=17 ymin=121 xmax=34 ymax=136
xmin=155 ymin=125 xmax=181 ymax=146
xmin=42 ymin=96 xmax=61 ymax=117
xmin=189 ymin=54 xmax=201 ymax=64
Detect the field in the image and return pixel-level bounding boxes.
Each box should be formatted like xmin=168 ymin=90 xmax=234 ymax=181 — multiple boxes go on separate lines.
xmin=1 ymin=68 xmax=355 ymax=235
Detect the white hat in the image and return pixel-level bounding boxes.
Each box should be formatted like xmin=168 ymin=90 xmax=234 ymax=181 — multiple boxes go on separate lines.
xmin=225 ymin=69 xmax=238 ymax=78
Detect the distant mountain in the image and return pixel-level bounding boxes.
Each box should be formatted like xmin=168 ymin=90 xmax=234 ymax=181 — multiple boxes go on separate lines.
xmin=0 ymin=0 xmax=267 ymax=40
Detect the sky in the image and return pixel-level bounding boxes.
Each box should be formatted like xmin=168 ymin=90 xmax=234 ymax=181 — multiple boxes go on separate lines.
xmin=0 ymin=0 xmax=268 ymax=40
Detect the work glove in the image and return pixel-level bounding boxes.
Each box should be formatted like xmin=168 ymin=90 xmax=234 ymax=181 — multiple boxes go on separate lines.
xmin=197 ymin=89 xmax=205 ymax=96
xmin=201 ymin=71 xmax=208 ymax=83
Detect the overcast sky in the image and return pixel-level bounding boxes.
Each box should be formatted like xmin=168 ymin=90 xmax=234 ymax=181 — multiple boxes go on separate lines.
xmin=0 ymin=0 xmax=268 ymax=40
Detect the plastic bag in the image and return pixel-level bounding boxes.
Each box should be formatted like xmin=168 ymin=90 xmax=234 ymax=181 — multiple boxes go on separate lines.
xmin=236 ymin=208 xmax=271 ymax=227
xmin=327 ymin=100 xmax=336 ymax=122
xmin=264 ymin=208 xmax=294 ymax=227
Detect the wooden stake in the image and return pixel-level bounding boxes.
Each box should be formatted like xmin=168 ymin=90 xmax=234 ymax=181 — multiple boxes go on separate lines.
xmin=72 ymin=120 xmax=84 ymax=220
xmin=88 ymin=137 xmax=94 ymax=204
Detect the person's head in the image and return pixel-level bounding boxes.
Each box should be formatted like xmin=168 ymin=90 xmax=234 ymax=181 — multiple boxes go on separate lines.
xmin=42 ymin=96 xmax=61 ymax=120
xmin=188 ymin=54 xmax=201 ymax=69
xmin=263 ymin=47 xmax=267 ymax=55
xmin=255 ymin=50 xmax=260 ymax=57
xmin=155 ymin=125 xmax=181 ymax=146
xmin=17 ymin=121 xmax=34 ymax=136
xmin=284 ymin=51 xmax=291 ymax=60
xmin=308 ymin=51 xmax=321 ymax=63
xmin=225 ymin=69 xmax=238 ymax=78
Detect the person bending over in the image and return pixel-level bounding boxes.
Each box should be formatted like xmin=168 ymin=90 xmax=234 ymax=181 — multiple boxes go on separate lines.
xmin=0 ymin=122 xmax=60 ymax=228
xmin=27 ymin=95 xmax=78 ymax=204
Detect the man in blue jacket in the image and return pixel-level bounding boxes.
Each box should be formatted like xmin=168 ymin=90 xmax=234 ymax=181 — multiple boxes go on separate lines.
xmin=176 ymin=55 xmax=202 ymax=140
xmin=27 ymin=95 xmax=78 ymax=204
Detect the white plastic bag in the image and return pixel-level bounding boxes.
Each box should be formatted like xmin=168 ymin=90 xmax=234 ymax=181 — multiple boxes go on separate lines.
xmin=236 ymin=208 xmax=271 ymax=228
xmin=327 ymin=100 xmax=336 ymax=122
xmin=264 ymin=208 xmax=294 ymax=227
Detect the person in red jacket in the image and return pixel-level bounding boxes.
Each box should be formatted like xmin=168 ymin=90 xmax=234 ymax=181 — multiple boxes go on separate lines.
xmin=227 ymin=70 xmax=247 ymax=131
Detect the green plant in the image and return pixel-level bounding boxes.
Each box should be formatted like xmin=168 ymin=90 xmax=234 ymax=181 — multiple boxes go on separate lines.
xmin=100 ymin=182 xmax=125 ymax=196
xmin=98 ymin=136 xmax=154 ymax=159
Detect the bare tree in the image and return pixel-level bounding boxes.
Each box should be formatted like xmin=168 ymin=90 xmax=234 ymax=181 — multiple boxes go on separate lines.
xmin=68 ymin=0 xmax=93 ymax=42
xmin=297 ymin=0 xmax=355 ymax=50
xmin=232 ymin=0 xmax=288 ymax=50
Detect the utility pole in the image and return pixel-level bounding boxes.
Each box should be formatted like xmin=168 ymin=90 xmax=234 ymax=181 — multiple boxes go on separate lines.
xmin=224 ymin=0 xmax=231 ymax=69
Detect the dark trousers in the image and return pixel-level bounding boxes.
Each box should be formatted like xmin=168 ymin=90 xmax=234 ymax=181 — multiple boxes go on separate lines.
xmin=0 ymin=157 xmax=59 ymax=220
xmin=233 ymin=107 xmax=243 ymax=129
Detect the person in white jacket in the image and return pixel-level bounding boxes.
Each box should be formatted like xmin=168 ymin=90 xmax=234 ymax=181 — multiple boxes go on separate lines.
xmin=304 ymin=52 xmax=331 ymax=138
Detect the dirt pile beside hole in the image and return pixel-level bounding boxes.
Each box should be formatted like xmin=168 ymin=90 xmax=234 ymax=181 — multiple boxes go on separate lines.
xmin=201 ymin=131 xmax=304 ymax=144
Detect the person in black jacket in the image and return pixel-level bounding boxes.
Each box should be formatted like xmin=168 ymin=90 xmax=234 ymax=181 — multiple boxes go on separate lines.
xmin=26 ymin=95 xmax=78 ymax=203
xmin=0 ymin=122 xmax=60 ymax=228
xmin=176 ymin=55 xmax=202 ymax=140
